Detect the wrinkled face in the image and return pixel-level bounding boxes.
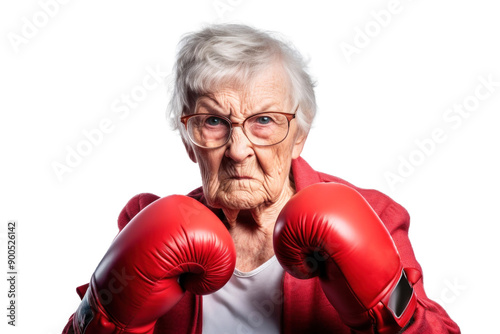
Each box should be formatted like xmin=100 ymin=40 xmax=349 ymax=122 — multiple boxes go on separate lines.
xmin=185 ymin=64 xmax=306 ymax=210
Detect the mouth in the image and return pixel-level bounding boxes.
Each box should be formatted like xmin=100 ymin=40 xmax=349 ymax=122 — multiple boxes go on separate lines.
xmin=230 ymin=176 xmax=253 ymax=180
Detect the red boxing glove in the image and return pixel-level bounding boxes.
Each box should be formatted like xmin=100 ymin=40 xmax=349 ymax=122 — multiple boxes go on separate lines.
xmin=73 ymin=195 xmax=236 ymax=334
xmin=274 ymin=183 xmax=417 ymax=334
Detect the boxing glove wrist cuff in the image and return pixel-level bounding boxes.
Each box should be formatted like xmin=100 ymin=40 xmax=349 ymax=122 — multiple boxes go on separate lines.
xmin=372 ymin=269 xmax=417 ymax=334
xmin=73 ymin=283 xmax=126 ymax=334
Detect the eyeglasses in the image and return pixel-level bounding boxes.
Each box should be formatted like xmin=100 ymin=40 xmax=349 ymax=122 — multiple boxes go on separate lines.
xmin=180 ymin=107 xmax=297 ymax=149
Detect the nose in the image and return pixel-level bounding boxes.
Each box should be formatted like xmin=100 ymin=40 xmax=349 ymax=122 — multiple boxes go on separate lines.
xmin=224 ymin=126 xmax=254 ymax=162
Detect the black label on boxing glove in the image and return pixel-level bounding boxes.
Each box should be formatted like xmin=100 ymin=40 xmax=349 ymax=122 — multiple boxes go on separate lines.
xmin=75 ymin=291 xmax=94 ymax=334
xmin=388 ymin=270 xmax=414 ymax=318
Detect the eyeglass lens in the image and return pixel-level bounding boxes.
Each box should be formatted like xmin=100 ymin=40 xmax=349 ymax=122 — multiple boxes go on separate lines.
xmin=186 ymin=113 xmax=291 ymax=148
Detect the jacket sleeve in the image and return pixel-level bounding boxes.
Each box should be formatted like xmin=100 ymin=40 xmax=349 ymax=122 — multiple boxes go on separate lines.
xmin=379 ymin=200 xmax=461 ymax=333
xmin=61 ymin=193 xmax=160 ymax=334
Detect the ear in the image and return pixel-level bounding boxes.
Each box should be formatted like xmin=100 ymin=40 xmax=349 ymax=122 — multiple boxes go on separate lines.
xmin=292 ymin=132 xmax=307 ymax=159
xmin=182 ymin=139 xmax=197 ymax=163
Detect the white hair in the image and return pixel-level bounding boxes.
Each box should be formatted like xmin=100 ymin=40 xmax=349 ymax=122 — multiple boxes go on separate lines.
xmin=168 ymin=24 xmax=317 ymax=145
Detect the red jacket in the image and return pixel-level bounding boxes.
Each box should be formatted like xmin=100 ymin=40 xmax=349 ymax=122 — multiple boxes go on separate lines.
xmin=62 ymin=157 xmax=460 ymax=333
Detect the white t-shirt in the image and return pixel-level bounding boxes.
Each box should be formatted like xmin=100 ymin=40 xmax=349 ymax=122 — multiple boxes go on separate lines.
xmin=202 ymin=255 xmax=284 ymax=334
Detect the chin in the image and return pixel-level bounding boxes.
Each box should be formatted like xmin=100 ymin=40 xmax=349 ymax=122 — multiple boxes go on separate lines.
xmin=216 ymin=190 xmax=265 ymax=210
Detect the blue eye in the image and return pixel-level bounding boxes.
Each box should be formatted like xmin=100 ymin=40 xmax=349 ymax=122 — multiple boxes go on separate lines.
xmin=256 ymin=116 xmax=271 ymax=124
xmin=206 ymin=116 xmax=223 ymax=126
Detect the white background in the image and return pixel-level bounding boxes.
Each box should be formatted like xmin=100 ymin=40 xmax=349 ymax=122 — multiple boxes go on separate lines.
xmin=1 ymin=1 xmax=499 ymax=333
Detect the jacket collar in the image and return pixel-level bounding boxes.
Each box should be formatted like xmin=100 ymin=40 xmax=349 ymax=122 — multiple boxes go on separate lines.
xmin=291 ymin=157 xmax=322 ymax=192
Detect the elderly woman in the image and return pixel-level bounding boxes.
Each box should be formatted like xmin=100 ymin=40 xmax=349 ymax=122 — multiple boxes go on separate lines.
xmin=63 ymin=24 xmax=459 ymax=334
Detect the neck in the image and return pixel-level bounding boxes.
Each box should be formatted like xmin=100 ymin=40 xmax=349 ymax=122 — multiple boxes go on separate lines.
xmin=222 ymin=178 xmax=296 ymax=272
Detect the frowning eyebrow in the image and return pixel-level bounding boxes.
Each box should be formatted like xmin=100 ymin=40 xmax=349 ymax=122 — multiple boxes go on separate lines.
xmin=195 ymin=95 xmax=281 ymax=115
xmin=195 ymin=98 xmax=226 ymax=114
